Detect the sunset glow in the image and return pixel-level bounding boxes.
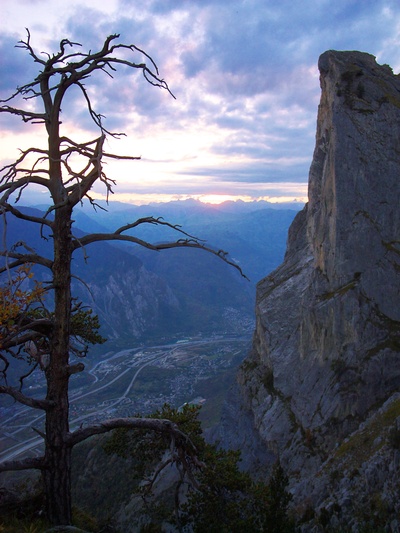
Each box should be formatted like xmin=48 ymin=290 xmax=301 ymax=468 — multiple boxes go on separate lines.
xmin=1 ymin=1 xmax=398 ymax=207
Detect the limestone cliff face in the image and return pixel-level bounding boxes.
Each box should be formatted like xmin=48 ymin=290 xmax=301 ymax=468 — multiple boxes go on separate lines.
xmin=235 ymin=51 xmax=400 ymax=527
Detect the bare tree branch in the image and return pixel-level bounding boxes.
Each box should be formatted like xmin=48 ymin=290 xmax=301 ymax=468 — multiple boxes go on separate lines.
xmin=0 ymin=105 xmax=46 ymax=123
xmin=0 ymin=316 xmax=53 ymax=343
xmin=0 ymin=352 xmax=10 ymax=382
xmin=0 ymin=202 xmax=52 ymax=227
xmin=0 ymin=385 xmax=54 ymax=410
xmin=0 ymin=456 xmax=46 ymax=473
xmin=72 ymin=228 xmax=248 ymax=278
xmin=66 ymin=417 xmax=193 ymax=448
xmin=0 ymin=251 xmax=53 ymax=271
xmin=114 ymin=217 xmax=198 ymax=236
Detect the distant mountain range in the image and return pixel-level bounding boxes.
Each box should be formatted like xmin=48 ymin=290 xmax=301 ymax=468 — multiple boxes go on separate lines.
xmin=72 ymin=198 xmax=301 ymax=285
xmin=3 ymin=200 xmax=300 ymax=342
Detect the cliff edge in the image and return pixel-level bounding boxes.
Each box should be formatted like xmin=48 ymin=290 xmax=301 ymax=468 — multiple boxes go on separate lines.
xmin=231 ymin=51 xmax=400 ymax=529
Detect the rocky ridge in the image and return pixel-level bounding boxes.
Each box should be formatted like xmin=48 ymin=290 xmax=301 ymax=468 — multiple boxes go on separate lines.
xmin=223 ymin=51 xmax=400 ymax=530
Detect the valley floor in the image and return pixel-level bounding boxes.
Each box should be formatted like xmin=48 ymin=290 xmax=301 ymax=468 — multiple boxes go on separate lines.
xmin=0 ymin=333 xmax=251 ymax=464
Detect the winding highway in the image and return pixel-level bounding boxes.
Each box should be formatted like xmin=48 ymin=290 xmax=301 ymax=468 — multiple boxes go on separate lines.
xmin=0 ymin=347 xmax=174 ymax=463
xmin=0 ymin=336 xmax=249 ymax=463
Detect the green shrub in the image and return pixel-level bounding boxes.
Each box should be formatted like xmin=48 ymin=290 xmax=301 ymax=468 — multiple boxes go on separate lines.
xmin=105 ymin=403 xmax=295 ymax=532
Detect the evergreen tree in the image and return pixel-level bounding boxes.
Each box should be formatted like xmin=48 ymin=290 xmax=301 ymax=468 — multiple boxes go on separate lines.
xmin=105 ymin=404 xmax=295 ymax=532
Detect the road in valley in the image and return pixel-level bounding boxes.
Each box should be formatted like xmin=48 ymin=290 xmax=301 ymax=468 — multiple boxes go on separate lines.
xmin=0 ymin=335 xmax=250 ymax=464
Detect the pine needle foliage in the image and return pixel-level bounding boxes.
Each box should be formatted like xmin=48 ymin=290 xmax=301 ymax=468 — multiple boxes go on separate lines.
xmin=105 ymin=403 xmax=295 ymax=532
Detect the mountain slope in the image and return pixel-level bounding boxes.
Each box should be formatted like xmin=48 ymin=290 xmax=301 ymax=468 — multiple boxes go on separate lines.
xmin=2 ymin=204 xmax=278 ymax=341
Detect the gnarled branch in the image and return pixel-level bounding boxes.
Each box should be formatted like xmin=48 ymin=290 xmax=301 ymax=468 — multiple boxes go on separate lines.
xmin=67 ymin=417 xmax=191 ymax=448
xmin=0 ymin=385 xmax=54 ymax=410
xmin=0 ymin=201 xmax=52 ymax=227
xmin=0 ymin=251 xmax=53 ymax=272
xmin=72 ymin=228 xmax=248 ymax=279
xmin=0 ymin=456 xmax=46 ymax=473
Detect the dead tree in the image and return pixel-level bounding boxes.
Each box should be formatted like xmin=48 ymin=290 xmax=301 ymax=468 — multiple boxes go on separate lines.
xmin=0 ymin=31 xmax=245 ymax=526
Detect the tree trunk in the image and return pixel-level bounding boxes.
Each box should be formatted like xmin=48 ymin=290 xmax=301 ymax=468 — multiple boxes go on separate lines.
xmin=43 ymin=414 xmax=72 ymax=525
xmin=43 ymin=201 xmax=74 ymax=525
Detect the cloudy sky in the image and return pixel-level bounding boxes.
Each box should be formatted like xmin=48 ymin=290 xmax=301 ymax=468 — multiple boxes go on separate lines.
xmin=1 ymin=0 xmax=399 ymax=206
